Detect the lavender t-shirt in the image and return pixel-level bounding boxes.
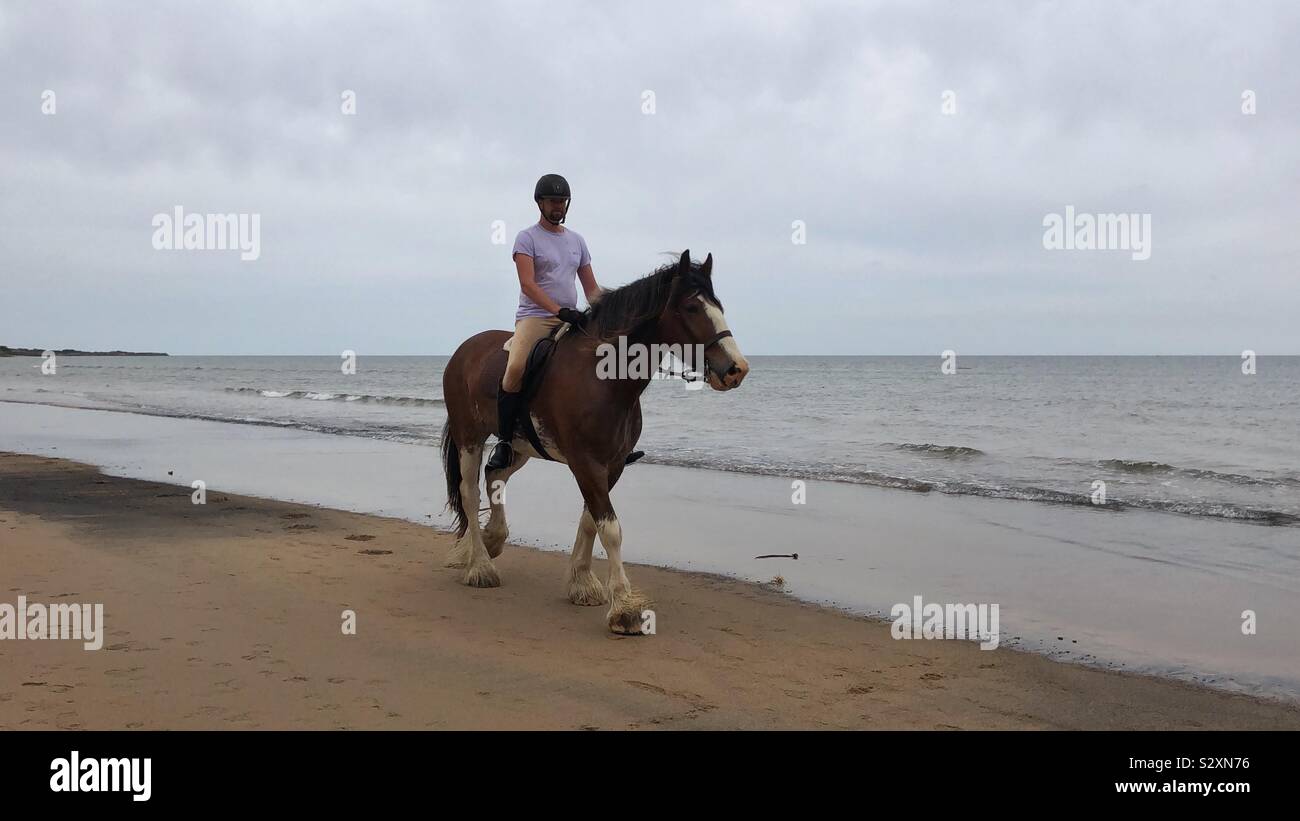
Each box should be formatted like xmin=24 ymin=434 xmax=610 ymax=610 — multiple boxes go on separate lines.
xmin=513 ymin=222 xmax=591 ymax=320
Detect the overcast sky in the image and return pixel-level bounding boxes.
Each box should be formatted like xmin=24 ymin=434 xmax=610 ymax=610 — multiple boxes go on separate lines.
xmin=2 ymin=1 xmax=1297 ymax=354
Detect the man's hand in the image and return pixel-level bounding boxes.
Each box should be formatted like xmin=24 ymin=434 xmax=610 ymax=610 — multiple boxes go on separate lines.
xmin=557 ymin=307 xmax=587 ymax=328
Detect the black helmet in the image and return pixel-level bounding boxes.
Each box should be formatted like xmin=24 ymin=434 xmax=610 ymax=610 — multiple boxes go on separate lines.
xmin=534 ymin=173 xmax=571 ymax=202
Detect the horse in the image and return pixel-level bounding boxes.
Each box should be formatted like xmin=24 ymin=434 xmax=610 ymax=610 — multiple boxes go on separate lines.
xmin=439 ymin=250 xmax=749 ymax=634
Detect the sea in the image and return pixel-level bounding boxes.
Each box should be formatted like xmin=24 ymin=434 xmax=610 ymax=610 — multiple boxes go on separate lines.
xmin=3 ymin=354 xmax=1297 ymax=526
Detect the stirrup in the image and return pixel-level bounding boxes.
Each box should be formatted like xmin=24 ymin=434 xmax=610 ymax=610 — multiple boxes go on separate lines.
xmin=485 ymin=440 xmax=514 ymax=471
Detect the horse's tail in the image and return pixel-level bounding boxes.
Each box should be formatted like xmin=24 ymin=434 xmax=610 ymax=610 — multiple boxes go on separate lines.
xmin=441 ymin=424 xmax=469 ymax=537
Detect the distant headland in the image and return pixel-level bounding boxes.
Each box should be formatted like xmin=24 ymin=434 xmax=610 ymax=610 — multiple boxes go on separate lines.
xmin=0 ymin=346 xmax=168 ymax=357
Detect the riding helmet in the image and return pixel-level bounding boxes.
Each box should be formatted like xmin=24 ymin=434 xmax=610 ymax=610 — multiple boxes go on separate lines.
xmin=534 ymin=174 xmax=571 ymax=201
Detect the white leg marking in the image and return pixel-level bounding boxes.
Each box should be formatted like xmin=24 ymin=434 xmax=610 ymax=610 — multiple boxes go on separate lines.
xmin=566 ymin=506 xmax=606 ymax=605
xmin=458 ymin=447 xmax=499 ymax=588
xmin=598 ymin=515 xmax=650 ymax=634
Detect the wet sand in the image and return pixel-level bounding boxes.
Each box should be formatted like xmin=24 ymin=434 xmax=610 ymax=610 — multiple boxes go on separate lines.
xmin=2 ymin=452 xmax=1298 ymax=730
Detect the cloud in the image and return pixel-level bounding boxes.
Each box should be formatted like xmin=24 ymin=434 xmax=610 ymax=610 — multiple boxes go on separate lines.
xmin=1 ymin=0 xmax=1297 ymax=353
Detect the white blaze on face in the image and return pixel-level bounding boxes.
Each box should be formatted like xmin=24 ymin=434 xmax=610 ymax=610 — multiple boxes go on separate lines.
xmin=698 ymin=295 xmax=745 ymax=365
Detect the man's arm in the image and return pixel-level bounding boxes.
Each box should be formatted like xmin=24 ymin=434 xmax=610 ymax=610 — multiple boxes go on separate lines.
xmin=515 ymin=253 xmax=564 ymax=316
xmin=577 ymin=264 xmax=603 ymax=305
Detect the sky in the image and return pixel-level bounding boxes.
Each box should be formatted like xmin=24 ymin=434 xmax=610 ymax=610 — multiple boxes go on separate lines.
xmin=2 ymin=0 xmax=1298 ymax=355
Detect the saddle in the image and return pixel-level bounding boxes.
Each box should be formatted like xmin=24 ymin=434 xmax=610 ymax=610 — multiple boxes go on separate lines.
xmin=502 ymin=323 xmax=644 ymax=466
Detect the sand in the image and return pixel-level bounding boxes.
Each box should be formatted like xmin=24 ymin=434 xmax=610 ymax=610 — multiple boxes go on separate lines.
xmin=6 ymin=401 xmax=1297 ymax=697
xmin=2 ymin=452 xmax=1298 ymax=730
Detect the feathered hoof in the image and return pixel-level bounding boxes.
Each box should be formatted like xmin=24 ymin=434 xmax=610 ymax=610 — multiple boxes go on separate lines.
xmin=566 ymin=570 xmax=608 ymax=606
xmin=607 ymin=591 xmax=653 ymax=635
xmin=444 ymin=538 xmax=471 ymax=568
xmin=462 ymin=561 xmax=501 ymax=588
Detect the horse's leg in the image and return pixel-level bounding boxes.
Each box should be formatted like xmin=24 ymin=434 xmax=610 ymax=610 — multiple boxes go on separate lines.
xmin=565 ymin=505 xmax=606 ymax=605
xmin=567 ymin=458 xmax=627 ymax=605
xmin=453 ymin=444 xmax=500 ymax=588
xmin=571 ymin=459 xmax=650 ymax=634
xmin=443 ymin=449 xmax=478 ymax=568
xmin=482 ymin=455 xmax=528 ymax=559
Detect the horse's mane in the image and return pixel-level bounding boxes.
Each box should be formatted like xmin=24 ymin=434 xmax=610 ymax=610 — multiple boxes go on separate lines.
xmin=584 ymin=254 xmax=721 ymax=340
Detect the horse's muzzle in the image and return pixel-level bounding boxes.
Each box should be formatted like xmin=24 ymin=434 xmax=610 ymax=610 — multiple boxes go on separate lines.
xmin=707 ymin=356 xmax=749 ymax=391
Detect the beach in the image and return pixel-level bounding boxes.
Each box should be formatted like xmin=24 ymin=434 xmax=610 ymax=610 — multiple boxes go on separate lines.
xmin=4 ymin=452 xmax=1299 ymax=730
xmin=3 ymin=396 xmax=1299 ymax=700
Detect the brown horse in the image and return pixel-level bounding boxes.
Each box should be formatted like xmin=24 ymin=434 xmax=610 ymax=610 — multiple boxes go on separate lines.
xmin=440 ymin=250 xmax=749 ymax=634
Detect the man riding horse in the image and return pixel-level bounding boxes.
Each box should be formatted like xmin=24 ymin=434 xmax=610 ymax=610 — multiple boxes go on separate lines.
xmin=487 ymin=173 xmax=600 ymax=472
xmin=441 ymin=174 xmax=749 ymax=634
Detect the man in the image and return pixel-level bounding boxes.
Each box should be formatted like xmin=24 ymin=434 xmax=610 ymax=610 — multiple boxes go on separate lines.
xmin=485 ymin=173 xmax=603 ymax=471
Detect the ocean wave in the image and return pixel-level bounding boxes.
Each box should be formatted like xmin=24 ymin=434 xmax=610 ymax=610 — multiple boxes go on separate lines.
xmin=643 ymin=454 xmax=936 ymax=493
xmin=0 ymin=397 xmax=439 ymax=445
xmin=1094 ymin=458 xmax=1300 ymax=488
xmin=639 ymin=453 xmax=1298 ymax=525
xmin=890 ymin=443 xmax=985 ymax=458
xmin=225 ymin=387 xmax=443 ymax=407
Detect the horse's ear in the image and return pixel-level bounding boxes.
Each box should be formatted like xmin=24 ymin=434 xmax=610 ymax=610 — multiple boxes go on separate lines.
xmin=701 ymin=253 xmax=713 ymax=276
xmin=675 ymin=250 xmax=691 ymax=277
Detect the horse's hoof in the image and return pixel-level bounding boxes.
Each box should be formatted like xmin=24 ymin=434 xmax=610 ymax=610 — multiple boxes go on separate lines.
xmin=607 ymin=592 xmax=652 ymax=635
xmin=566 ymin=571 xmax=607 ymax=606
xmin=462 ymin=562 xmax=501 ymax=588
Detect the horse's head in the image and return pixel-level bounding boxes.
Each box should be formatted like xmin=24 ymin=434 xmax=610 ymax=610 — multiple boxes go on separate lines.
xmin=661 ymin=250 xmax=749 ymax=391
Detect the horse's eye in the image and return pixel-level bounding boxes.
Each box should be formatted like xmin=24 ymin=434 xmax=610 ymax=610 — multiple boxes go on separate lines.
xmin=685 ymin=302 xmax=702 ymax=314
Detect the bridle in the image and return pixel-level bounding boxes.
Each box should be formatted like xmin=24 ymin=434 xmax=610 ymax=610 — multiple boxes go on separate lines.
xmin=672 ymin=292 xmax=733 ymax=353
xmin=702 ymin=329 xmax=733 ymax=352
xmin=671 ymin=295 xmax=734 ymax=380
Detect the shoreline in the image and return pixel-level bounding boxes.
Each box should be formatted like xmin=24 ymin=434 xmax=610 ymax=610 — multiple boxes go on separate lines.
xmin=3 ymin=452 xmax=1299 ymax=729
xmin=2 ymin=401 xmax=1299 ymax=701
xmin=4 ymin=391 xmax=1298 ymax=529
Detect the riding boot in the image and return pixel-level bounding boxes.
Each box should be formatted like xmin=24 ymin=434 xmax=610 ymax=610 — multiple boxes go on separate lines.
xmin=485 ymin=385 xmax=523 ymax=471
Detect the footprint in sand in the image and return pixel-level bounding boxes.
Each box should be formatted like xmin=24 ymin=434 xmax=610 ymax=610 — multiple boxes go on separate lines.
xmin=359 ymin=549 xmax=393 ymax=555
xmin=281 ymin=513 xmax=311 ymax=520
xmin=345 ymin=534 xmax=376 ymax=542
